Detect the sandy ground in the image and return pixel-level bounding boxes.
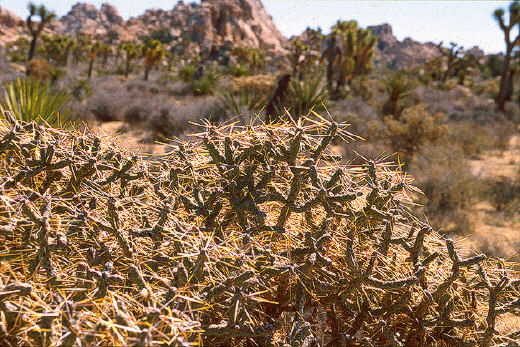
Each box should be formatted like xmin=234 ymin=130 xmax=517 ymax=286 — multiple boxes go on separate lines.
xmin=89 ymin=121 xmax=168 ymax=158
xmin=468 ymin=135 xmax=520 ymax=259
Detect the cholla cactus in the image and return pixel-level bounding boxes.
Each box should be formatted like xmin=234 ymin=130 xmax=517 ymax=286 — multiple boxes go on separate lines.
xmin=0 ymin=112 xmax=520 ymax=346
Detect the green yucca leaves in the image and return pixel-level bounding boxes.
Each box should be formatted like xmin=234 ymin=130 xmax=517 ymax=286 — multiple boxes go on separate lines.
xmin=218 ymin=89 xmax=267 ymax=116
xmin=287 ymin=74 xmax=329 ymax=117
xmin=0 ymin=77 xmax=72 ymax=127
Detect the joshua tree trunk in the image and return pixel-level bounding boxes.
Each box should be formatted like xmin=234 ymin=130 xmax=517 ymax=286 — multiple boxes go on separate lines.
xmin=28 ymin=38 xmax=38 ymax=62
xmin=144 ymin=65 xmax=151 ymax=81
xmin=496 ymin=50 xmax=512 ymax=112
xmin=125 ymin=60 xmax=130 ymax=77
xmin=87 ymin=57 xmax=94 ymax=79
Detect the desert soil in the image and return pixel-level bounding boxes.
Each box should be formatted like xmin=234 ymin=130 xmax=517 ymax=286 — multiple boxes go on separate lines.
xmin=469 ymin=135 xmax=520 ymax=259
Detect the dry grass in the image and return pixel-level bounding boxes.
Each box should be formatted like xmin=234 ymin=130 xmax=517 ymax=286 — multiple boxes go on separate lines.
xmin=1 ymin=111 xmax=520 ymax=346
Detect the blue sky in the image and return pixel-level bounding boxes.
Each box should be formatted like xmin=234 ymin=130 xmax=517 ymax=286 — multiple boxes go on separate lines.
xmin=3 ymin=0 xmax=512 ymax=54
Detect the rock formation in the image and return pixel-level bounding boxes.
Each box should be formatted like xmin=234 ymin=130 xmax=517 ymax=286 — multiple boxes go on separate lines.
xmin=0 ymin=7 xmax=25 ymax=45
xmin=58 ymin=3 xmax=124 ymax=40
xmin=51 ymin=0 xmax=287 ymax=54
xmin=125 ymin=0 xmax=287 ymax=53
xmin=368 ymin=23 xmax=442 ymax=70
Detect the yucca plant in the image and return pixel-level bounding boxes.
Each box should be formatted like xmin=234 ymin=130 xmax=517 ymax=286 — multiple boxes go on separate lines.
xmin=286 ymin=74 xmax=328 ymax=118
xmin=218 ymin=89 xmax=266 ymax=116
xmin=382 ymin=72 xmax=415 ymax=119
xmin=0 ymin=77 xmax=71 ymax=126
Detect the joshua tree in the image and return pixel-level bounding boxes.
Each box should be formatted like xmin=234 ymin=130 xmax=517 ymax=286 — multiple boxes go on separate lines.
xmin=334 ymin=21 xmax=377 ymax=88
xmin=494 ymin=0 xmax=520 ymax=112
xmin=382 ymin=73 xmax=415 ymax=119
xmin=440 ymin=42 xmax=464 ymax=83
xmin=71 ymin=35 xmax=91 ymax=65
xmin=290 ymin=39 xmax=310 ymax=80
xmin=321 ymin=20 xmax=376 ymax=98
xmin=41 ymin=34 xmax=75 ymax=66
xmin=87 ymin=40 xmax=102 ymax=79
xmin=320 ymin=30 xmax=342 ymax=89
xmin=140 ymin=40 xmax=165 ymax=81
xmin=26 ymin=3 xmax=56 ymax=62
xmin=120 ymin=42 xmax=138 ymax=77
xmin=100 ymin=44 xmax=113 ymax=66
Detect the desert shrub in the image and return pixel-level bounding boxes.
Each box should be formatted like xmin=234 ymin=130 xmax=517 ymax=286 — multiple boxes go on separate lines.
xmin=447 ymin=121 xmax=512 ymax=157
xmin=25 ymin=58 xmax=53 ymax=81
xmin=0 ymin=77 xmax=71 ymax=126
xmin=146 ymin=97 xmax=227 ymax=139
xmin=190 ymin=70 xmax=218 ymax=96
xmin=142 ymin=28 xmax=174 ymax=44
xmin=383 ymin=105 xmax=446 ymax=159
xmin=88 ymin=93 xmax=124 ymax=122
xmin=329 ymin=97 xmax=379 ymax=136
xmin=229 ymin=75 xmax=275 ymax=95
xmin=178 ymin=64 xmax=197 ymax=82
xmin=411 ymin=144 xmax=475 ymax=212
xmin=70 ymin=80 xmax=92 ymax=101
xmin=6 ymin=37 xmax=30 ymax=63
xmin=115 ymin=62 xmax=136 ymax=76
xmin=123 ymin=105 xmax=149 ymax=124
xmin=226 ymin=63 xmax=251 ymax=77
xmin=486 ymin=177 xmax=520 ymax=214
xmin=350 ymin=75 xmax=376 ymax=101
xmin=2 ymin=116 xmax=520 ymax=346
xmin=468 ymin=78 xmax=499 ymax=97
xmin=483 ymin=54 xmax=504 ymax=78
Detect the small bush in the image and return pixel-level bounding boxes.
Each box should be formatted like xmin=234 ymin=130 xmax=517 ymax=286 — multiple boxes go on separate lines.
xmin=26 ymin=58 xmax=53 ymax=81
xmin=411 ymin=143 xmax=475 ymax=212
xmin=486 ymin=177 xmax=520 ymax=214
xmin=179 ymin=64 xmax=197 ymax=82
xmin=227 ymin=64 xmax=251 ymax=77
xmin=383 ymin=105 xmax=446 ymax=159
xmin=70 ymin=80 xmax=92 ymax=101
xmin=123 ymin=105 xmax=149 ymax=124
xmin=229 ymin=75 xmax=275 ymax=95
xmin=190 ymin=71 xmax=218 ymax=96
xmin=89 ymin=94 xmax=123 ymax=122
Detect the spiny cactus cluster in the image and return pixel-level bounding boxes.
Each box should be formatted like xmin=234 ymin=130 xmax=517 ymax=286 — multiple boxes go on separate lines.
xmin=1 ymin=111 xmax=520 ymax=346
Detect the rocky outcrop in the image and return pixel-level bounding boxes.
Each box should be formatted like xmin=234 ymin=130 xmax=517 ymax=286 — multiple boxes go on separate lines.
xmin=0 ymin=7 xmax=25 ymax=45
xmin=0 ymin=7 xmax=23 ymax=28
xmin=367 ymin=23 xmax=396 ymax=51
xmin=52 ymin=0 xmax=287 ymax=54
xmin=125 ymin=0 xmax=287 ymax=54
xmin=368 ymin=23 xmax=442 ymax=70
xmin=59 ymin=3 xmax=125 ymax=39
